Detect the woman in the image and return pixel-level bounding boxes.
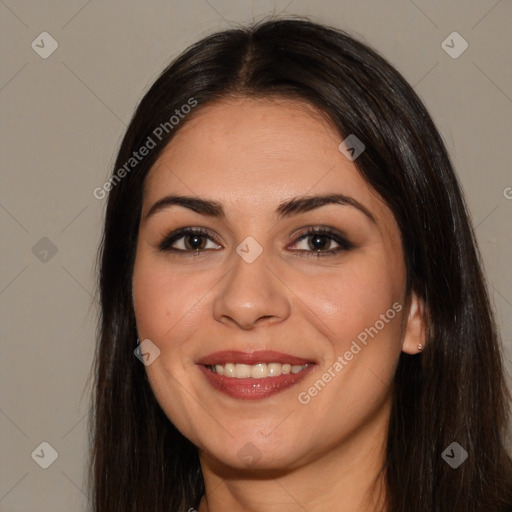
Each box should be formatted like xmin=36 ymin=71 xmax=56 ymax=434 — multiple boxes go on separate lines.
xmin=88 ymin=18 xmax=512 ymax=512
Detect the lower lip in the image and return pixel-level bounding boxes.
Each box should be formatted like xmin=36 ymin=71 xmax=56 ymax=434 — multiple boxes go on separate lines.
xmin=198 ymin=364 xmax=315 ymax=400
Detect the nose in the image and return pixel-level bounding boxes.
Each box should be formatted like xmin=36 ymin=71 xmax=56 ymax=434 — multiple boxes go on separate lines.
xmin=212 ymin=247 xmax=291 ymax=330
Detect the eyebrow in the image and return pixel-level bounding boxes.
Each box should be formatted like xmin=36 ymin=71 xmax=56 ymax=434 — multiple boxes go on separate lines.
xmin=143 ymin=193 xmax=376 ymax=224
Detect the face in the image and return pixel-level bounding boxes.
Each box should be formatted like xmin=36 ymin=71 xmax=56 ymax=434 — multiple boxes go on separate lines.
xmin=132 ymin=97 xmax=423 ymax=471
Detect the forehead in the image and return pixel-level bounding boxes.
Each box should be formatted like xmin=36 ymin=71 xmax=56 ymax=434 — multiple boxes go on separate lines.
xmin=142 ymin=97 xmax=393 ymax=230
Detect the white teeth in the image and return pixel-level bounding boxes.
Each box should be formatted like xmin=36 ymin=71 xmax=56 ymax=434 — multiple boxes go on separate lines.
xmin=208 ymin=362 xmax=310 ymax=378
xmin=224 ymin=363 xmax=236 ymax=377
xmin=267 ymin=363 xmax=281 ymax=377
xmin=251 ymin=363 xmax=268 ymax=378
xmin=235 ymin=364 xmax=252 ymax=378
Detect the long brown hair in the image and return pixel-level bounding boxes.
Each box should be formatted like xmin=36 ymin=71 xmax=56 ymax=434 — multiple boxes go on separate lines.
xmin=88 ymin=18 xmax=512 ymax=511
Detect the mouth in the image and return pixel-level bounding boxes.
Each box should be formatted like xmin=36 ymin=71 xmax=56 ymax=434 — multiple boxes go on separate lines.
xmin=196 ymin=350 xmax=316 ymax=400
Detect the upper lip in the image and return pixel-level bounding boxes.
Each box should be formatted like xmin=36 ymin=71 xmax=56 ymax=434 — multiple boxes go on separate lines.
xmin=196 ymin=350 xmax=314 ymax=366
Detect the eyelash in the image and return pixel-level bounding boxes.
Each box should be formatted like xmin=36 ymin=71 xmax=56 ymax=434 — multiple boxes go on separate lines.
xmin=157 ymin=226 xmax=354 ymax=258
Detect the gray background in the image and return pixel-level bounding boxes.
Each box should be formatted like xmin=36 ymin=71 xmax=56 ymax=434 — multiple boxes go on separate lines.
xmin=1 ymin=1 xmax=511 ymax=511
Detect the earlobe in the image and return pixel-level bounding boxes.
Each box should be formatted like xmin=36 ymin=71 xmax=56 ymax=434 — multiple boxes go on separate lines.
xmin=401 ymin=292 xmax=426 ymax=355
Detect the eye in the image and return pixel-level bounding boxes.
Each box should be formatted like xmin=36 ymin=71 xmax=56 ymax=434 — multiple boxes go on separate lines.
xmin=158 ymin=225 xmax=353 ymax=257
xmin=288 ymin=227 xmax=353 ymax=257
xmin=158 ymin=227 xmax=222 ymax=253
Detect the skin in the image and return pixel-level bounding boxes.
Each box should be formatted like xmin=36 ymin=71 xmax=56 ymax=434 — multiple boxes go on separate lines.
xmin=132 ymin=97 xmax=426 ymax=512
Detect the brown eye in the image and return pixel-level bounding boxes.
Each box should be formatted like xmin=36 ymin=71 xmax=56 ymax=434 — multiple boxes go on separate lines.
xmin=307 ymin=234 xmax=334 ymax=251
xmin=183 ymin=233 xmax=207 ymax=250
xmin=158 ymin=227 xmax=222 ymax=252
xmin=290 ymin=227 xmax=353 ymax=257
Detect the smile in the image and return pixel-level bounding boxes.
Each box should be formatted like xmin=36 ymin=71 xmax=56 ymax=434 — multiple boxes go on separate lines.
xmin=196 ymin=350 xmax=316 ymax=400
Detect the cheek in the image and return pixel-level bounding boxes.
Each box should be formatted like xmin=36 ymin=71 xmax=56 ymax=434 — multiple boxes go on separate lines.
xmin=132 ymin=252 xmax=205 ymax=343
xmin=293 ymin=250 xmax=405 ymax=420
xmin=132 ymin=253 xmax=208 ymax=434
xmin=293 ymin=253 xmax=404 ymax=355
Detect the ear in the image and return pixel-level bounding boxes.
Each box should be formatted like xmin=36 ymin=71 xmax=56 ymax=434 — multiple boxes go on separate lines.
xmin=401 ymin=292 xmax=426 ymax=355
